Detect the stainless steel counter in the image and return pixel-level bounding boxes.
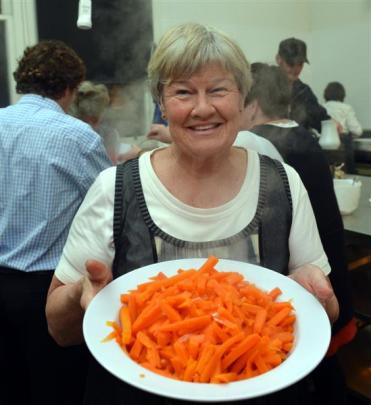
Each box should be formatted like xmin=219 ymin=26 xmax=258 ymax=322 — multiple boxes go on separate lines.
xmin=343 ymin=175 xmax=371 ymax=238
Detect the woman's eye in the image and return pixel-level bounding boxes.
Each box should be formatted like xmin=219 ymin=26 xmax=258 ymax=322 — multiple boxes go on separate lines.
xmin=210 ymin=88 xmax=228 ymax=95
xmin=175 ymin=89 xmax=191 ymax=96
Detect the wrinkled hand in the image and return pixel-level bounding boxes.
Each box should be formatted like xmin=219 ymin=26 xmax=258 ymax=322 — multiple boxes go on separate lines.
xmin=289 ymin=264 xmax=339 ymax=323
xmin=80 ymin=260 xmax=113 ymax=311
xmin=146 ymin=124 xmax=172 ymax=144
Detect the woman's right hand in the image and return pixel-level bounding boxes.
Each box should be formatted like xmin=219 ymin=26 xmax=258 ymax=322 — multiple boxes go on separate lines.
xmin=80 ymin=260 xmax=113 ymax=310
xmin=46 ymin=261 xmax=112 ymax=346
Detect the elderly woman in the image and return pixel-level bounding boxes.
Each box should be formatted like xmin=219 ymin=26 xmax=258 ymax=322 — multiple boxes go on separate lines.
xmin=46 ymin=24 xmax=338 ymax=404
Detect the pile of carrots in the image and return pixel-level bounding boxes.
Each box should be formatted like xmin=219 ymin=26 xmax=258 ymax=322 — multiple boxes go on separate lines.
xmin=103 ymin=256 xmax=296 ymax=383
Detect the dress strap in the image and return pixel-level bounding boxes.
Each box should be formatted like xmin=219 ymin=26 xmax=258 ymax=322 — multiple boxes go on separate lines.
xmin=258 ymin=154 xmax=292 ymax=274
xmin=113 ymin=163 xmax=125 ymax=251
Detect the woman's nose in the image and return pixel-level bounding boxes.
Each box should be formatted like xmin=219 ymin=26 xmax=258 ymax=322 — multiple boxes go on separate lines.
xmin=191 ymin=94 xmax=215 ymax=118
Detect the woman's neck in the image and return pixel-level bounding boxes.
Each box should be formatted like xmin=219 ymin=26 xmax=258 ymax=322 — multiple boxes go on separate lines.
xmin=151 ymin=147 xmax=248 ymax=208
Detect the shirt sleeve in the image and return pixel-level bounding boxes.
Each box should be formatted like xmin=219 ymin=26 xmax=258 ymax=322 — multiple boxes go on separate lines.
xmin=284 ymin=164 xmax=331 ymax=275
xmin=345 ymin=104 xmax=362 ymax=137
xmin=54 ymin=167 xmax=116 ymax=284
xmin=234 ymin=131 xmax=284 ymax=162
xmin=78 ymin=128 xmax=113 ymax=194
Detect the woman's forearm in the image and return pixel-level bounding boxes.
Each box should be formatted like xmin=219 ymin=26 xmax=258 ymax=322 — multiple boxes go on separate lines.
xmin=46 ymin=261 xmax=113 ymax=347
xmin=46 ymin=278 xmax=85 ymax=347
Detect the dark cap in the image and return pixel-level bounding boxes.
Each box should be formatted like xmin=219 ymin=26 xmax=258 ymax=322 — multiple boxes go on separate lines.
xmin=278 ymin=37 xmax=309 ymax=65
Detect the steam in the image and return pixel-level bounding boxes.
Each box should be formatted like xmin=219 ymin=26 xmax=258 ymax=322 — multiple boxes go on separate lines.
xmin=101 ymin=80 xmax=153 ymax=141
xmin=88 ymin=0 xmax=154 ymax=142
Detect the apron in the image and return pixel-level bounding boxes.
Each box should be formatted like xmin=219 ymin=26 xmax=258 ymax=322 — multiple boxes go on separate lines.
xmin=83 ymin=155 xmax=314 ymax=405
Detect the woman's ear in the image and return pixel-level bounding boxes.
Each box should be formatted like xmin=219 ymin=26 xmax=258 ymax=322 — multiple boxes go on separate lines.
xmin=158 ymin=100 xmax=167 ymax=121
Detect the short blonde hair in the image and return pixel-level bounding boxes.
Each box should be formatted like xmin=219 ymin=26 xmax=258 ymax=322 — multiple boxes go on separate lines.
xmin=70 ymin=81 xmax=110 ymax=120
xmin=148 ymin=23 xmax=252 ymax=103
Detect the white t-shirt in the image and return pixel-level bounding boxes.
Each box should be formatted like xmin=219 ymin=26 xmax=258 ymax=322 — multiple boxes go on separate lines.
xmin=55 ymin=148 xmax=330 ymax=283
xmin=324 ymin=101 xmax=362 ymax=137
xmin=234 ymin=121 xmax=300 ymax=162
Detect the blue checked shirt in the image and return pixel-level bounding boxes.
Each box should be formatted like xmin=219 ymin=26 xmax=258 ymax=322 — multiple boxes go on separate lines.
xmin=0 ymin=94 xmax=112 ymax=271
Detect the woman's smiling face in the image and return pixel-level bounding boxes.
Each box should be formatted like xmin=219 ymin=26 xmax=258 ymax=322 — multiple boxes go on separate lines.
xmin=161 ymin=63 xmax=244 ymax=160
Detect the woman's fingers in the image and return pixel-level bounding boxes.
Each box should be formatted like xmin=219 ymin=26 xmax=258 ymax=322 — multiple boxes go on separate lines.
xmin=80 ymin=260 xmax=112 ymax=310
xmin=289 ymin=264 xmax=339 ymax=323
xmin=86 ymin=259 xmax=112 ymax=283
xmin=310 ymin=271 xmax=333 ymax=301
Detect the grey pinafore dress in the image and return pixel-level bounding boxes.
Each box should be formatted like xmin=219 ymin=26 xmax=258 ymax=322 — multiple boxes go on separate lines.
xmin=83 ymin=156 xmax=315 ymax=405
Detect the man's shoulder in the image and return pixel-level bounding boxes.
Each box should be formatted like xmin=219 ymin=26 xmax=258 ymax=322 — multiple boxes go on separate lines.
xmin=293 ymin=79 xmax=312 ymax=94
xmin=46 ymin=111 xmax=99 ymax=140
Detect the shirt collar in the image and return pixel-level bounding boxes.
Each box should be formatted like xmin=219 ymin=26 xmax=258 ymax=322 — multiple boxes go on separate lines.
xmin=18 ymin=94 xmax=65 ymax=114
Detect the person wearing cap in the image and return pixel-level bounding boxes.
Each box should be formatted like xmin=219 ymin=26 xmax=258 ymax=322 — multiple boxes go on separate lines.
xmin=276 ymin=37 xmax=330 ymax=133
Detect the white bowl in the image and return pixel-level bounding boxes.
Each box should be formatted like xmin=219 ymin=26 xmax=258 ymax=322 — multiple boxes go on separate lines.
xmin=83 ymin=258 xmax=331 ymax=402
xmin=333 ymin=179 xmax=362 ymax=215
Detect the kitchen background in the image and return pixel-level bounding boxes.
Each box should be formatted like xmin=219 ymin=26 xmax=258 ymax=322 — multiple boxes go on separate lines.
xmin=1 ymin=0 xmax=370 ymax=140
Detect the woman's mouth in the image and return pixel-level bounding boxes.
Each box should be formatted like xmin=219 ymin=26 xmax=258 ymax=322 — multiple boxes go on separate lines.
xmin=188 ymin=123 xmax=221 ymax=133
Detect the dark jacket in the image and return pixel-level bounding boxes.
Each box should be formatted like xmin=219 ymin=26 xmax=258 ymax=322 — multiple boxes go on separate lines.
xmin=251 ymin=123 xmax=354 ymax=335
xmin=290 ymin=79 xmax=330 ymax=132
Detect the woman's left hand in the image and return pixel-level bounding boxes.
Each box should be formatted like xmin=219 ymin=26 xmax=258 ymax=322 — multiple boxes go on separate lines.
xmin=289 ymin=264 xmax=339 ymax=323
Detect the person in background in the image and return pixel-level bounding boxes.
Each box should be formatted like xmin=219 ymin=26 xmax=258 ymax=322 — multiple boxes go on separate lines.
xmin=0 ymin=40 xmax=112 ymax=405
xmin=323 ymin=81 xmax=362 ymax=137
xmin=276 ymin=37 xmax=330 ymax=133
xmin=70 ymin=81 xmax=141 ymax=164
xmin=146 ymin=42 xmax=169 ymax=144
xmin=145 ymin=101 xmax=171 ymax=146
xmin=240 ymin=63 xmax=355 ymax=404
xmin=323 ymin=81 xmax=362 ymax=173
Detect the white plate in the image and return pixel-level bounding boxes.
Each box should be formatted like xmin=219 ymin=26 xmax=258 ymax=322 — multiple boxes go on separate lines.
xmin=83 ymin=258 xmax=331 ymax=402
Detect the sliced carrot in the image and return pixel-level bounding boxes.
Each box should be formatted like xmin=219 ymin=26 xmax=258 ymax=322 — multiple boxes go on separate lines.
xmin=198 ymin=255 xmax=219 ymax=273
xmin=160 ymin=300 xmax=182 ymax=322
xmin=119 ymin=306 xmax=132 ymax=344
xmin=267 ymin=306 xmax=292 ymax=326
xmin=129 ymin=337 xmax=143 ymax=361
xmin=268 ymin=287 xmax=282 ymax=300
xmin=253 ymin=309 xmax=267 ymax=334
xmin=221 ymin=333 xmax=260 ymax=370
xmin=157 ymin=315 xmax=212 ymax=334
xmin=101 ymin=330 xmax=117 ymax=343
xmin=132 ymin=303 xmax=162 ymax=333
xmin=211 ymin=372 xmax=238 ymax=384
xmin=183 ymin=359 xmax=198 ymax=382
xmin=104 ymin=256 xmax=296 ymax=384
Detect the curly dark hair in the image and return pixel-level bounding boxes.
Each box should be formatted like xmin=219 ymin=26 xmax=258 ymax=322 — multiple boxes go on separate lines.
xmin=13 ymin=40 xmax=86 ymax=100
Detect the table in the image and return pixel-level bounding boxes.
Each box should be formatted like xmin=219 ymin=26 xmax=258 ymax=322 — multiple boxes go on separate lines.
xmin=342 ymin=175 xmax=371 ymax=323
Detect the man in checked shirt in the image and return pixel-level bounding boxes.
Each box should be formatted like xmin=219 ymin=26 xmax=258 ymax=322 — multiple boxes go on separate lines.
xmin=0 ymin=40 xmax=111 ymax=405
